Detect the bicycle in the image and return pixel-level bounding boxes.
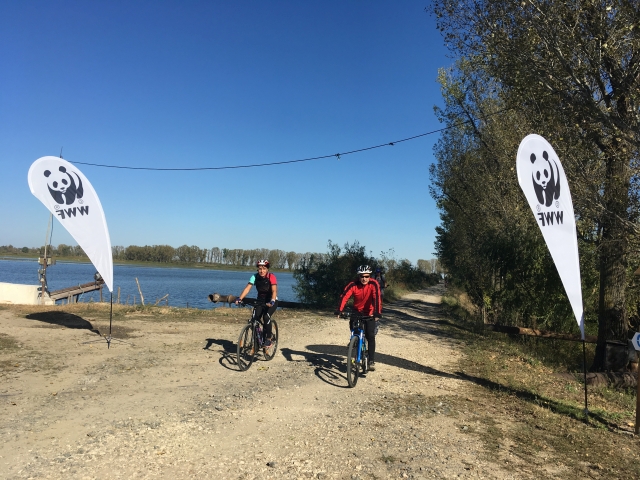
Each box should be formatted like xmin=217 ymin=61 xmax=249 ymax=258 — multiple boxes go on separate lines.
xmin=236 ymin=299 xmax=279 ymax=371
xmin=340 ymin=311 xmax=372 ymax=387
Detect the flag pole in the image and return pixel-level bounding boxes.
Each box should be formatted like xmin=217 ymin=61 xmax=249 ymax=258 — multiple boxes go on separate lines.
xmin=583 ymin=339 xmax=589 ymax=422
xmin=107 ymin=292 xmax=113 ymax=349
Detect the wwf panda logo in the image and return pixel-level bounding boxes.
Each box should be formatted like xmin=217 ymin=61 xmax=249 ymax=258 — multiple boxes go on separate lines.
xmin=43 ymin=166 xmax=84 ymax=205
xmin=530 ymin=150 xmax=560 ymax=207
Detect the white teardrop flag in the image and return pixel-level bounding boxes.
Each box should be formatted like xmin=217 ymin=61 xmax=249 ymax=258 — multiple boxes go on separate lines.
xmin=28 ymin=157 xmax=113 ymax=292
xmin=516 ymin=134 xmax=584 ymax=338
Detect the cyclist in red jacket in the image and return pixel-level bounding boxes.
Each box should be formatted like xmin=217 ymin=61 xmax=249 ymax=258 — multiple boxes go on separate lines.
xmin=335 ymin=265 xmax=382 ymax=371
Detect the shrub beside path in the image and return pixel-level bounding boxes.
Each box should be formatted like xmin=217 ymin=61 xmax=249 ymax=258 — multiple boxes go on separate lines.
xmin=1 ymin=285 xmax=547 ymax=479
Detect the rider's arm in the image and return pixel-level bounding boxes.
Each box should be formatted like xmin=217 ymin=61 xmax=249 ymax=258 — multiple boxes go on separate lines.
xmin=237 ymin=283 xmax=252 ymax=302
xmin=336 ymin=282 xmax=356 ymax=315
xmin=372 ymin=280 xmax=382 ymax=317
xmin=269 ymin=283 xmax=277 ymax=305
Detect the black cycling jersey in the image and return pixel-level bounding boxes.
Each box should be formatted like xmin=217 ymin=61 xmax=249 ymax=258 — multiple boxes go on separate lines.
xmin=251 ymin=272 xmax=276 ymax=300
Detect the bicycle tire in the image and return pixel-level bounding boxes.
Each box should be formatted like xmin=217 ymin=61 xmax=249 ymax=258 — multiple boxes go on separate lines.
xmin=237 ymin=324 xmax=256 ymax=371
xmin=263 ymin=320 xmax=279 ymax=361
xmin=346 ymin=336 xmax=360 ymax=388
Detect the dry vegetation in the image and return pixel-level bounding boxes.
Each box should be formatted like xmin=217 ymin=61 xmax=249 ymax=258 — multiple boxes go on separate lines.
xmin=440 ymin=289 xmax=640 ymax=478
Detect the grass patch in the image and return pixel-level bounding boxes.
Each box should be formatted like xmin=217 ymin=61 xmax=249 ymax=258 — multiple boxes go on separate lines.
xmin=0 ymin=332 xmax=20 ymax=351
xmin=437 ymin=290 xmax=640 ymax=478
xmin=383 ymin=285 xmax=411 ymax=302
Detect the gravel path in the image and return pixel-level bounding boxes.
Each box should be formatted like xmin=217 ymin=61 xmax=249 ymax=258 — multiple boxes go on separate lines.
xmin=0 ymin=284 xmax=516 ymax=479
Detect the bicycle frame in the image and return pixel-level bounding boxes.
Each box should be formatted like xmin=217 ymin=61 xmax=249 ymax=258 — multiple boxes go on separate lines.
xmin=350 ymin=319 xmax=367 ymax=365
xmin=250 ymin=308 xmax=266 ymax=348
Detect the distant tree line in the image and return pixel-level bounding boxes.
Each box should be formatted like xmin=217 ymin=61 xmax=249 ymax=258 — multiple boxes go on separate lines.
xmin=0 ymin=244 xmax=86 ymax=257
xmin=1 ymin=244 xmax=438 ymax=278
xmin=111 ymin=245 xmax=327 ymax=270
xmin=1 ymin=243 xmax=329 ymax=271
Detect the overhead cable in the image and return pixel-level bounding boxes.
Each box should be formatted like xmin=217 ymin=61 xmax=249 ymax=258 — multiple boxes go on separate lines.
xmin=70 ymin=107 xmax=512 ymax=172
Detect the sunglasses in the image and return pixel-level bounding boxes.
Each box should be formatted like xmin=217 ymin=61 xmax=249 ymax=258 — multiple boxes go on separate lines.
xmin=359 ymin=274 xmax=370 ymax=278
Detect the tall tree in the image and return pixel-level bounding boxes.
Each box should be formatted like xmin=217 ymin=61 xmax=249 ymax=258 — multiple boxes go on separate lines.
xmin=432 ymin=0 xmax=640 ymax=369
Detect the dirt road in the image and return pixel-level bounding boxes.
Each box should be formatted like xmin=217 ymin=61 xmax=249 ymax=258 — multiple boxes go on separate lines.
xmin=1 ymin=285 xmax=516 ymax=479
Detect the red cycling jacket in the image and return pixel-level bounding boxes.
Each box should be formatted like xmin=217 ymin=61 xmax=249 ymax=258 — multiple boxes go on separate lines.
xmin=337 ymin=278 xmax=382 ymax=316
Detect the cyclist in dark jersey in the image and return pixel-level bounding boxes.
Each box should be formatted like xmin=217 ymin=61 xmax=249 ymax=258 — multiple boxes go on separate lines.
xmin=236 ymin=259 xmax=278 ymax=346
xmin=335 ymin=265 xmax=382 ymax=370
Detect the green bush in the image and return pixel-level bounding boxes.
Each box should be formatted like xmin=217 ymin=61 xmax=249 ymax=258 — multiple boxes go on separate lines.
xmin=293 ymin=241 xmax=376 ymax=308
xmin=294 ymin=241 xmax=438 ymax=308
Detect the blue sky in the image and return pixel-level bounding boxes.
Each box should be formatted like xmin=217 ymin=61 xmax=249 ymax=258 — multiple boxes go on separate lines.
xmin=0 ymin=1 xmax=451 ymax=264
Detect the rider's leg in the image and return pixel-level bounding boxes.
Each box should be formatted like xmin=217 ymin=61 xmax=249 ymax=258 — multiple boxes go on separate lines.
xmin=262 ymin=300 xmax=278 ymax=339
xmin=253 ymin=305 xmax=265 ymax=336
xmin=364 ymin=318 xmax=376 ymax=363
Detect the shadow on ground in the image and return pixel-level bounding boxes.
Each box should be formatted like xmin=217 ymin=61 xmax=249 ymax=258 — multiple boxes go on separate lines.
xmin=25 ymin=311 xmax=138 ymax=339
xmin=204 ymin=337 xmax=241 ymax=371
xmin=26 ymin=311 xmax=99 ymax=333
xmin=280 ymin=347 xmax=350 ymax=388
xmin=204 ymin=338 xmax=235 ymax=352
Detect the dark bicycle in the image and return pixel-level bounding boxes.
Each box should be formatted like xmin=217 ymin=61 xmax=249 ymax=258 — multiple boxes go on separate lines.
xmin=236 ymin=299 xmax=279 ymax=371
xmin=340 ymin=311 xmax=372 ymax=387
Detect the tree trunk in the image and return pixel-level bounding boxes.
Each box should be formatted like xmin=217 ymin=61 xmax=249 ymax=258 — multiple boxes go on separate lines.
xmin=592 ymin=150 xmax=630 ymax=371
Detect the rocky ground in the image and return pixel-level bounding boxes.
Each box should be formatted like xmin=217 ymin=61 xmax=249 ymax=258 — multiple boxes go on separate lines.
xmin=1 ymin=284 xmax=540 ymax=479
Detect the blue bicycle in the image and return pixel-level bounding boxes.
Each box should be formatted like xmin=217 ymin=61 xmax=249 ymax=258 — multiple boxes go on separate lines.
xmin=340 ymin=312 xmax=371 ymax=387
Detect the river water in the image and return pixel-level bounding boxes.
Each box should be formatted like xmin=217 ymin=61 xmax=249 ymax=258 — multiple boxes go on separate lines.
xmin=0 ymin=259 xmax=298 ymax=309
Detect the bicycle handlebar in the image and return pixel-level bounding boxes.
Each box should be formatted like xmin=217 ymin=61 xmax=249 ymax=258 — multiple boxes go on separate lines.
xmin=338 ymin=311 xmax=376 ymax=321
xmin=237 ymin=298 xmax=273 ymax=307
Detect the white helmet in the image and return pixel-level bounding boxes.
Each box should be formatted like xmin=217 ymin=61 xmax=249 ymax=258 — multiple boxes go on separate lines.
xmin=356 ymin=265 xmax=372 ymax=275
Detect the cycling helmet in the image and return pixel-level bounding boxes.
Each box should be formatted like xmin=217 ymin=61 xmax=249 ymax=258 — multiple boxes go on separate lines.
xmin=256 ymin=259 xmax=270 ymax=268
xmin=356 ymin=265 xmax=372 ymax=275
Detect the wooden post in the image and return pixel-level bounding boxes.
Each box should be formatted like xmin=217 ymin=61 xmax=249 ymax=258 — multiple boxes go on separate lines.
xmin=155 ymin=294 xmax=169 ymax=306
xmin=135 ymin=278 xmax=145 ymax=306
xmin=99 ymin=285 xmax=103 ymax=303
xmin=117 ymin=286 xmax=121 ymax=304
xmin=133 ymin=295 xmax=136 ymax=306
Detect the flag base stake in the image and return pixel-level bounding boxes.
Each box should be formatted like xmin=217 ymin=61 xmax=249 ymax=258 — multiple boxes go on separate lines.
xmin=82 ymin=293 xmax=133 ymax=348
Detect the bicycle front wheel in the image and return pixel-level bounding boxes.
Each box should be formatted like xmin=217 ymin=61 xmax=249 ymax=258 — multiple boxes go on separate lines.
xmin=237 ymin=324 xmax=256 ymax=371
xmin=263 ymin=320 xmax=279 ymax=361
xmin=361 ymin=343 xmax=368 ymax=374
xmin=346 ymin=336 xmax=360 ymax=388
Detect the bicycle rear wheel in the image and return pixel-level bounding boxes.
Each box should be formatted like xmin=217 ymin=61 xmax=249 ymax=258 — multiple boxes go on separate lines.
xmin=346 ymin=336 xmax=360 ymax=388
xmin=263 ymin=320 xmax=279 ymax=361
xmin=237 ymin=324 xmax=256 ymax=371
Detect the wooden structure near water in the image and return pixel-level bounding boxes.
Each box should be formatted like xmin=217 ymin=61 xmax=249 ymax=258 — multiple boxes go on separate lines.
xmin=49 ymin=279 xmax=105 ymax=304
